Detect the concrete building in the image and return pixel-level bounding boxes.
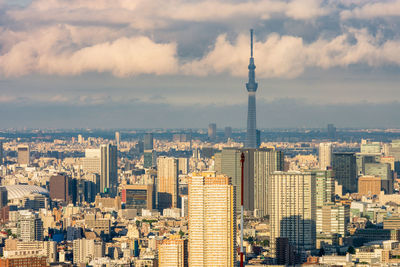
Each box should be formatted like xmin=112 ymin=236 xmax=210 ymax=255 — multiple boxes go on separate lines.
xmin=17 ymin=211 xmax=43 ymax=241
xmin=100 ymin=144 xmax=118 ymax=196
xmin=158 ymin=237 xmax=188 ymax=267
xmin=314 ymin=170 xmax=335 ymax=207
xmin=157 ymin=157 xmax=179 ymax=210
xmin=332 ymin=152 xmax=357 ymax=193
xmin=208 ymin=123 xmax=217 ymax=140
xmin=358 ymin=176 xmax=383 ymax=196
xmin=253 ymin=148 xmax=284 ymax=217
xmin=188 ymin=173 xmax=236 ymax=266
xmin=73 ymin=238 xmax=105 ymax=264
xmin=144 ymin=133 xmax=154 ymax=150
xmin=316 ymin=203 xmax=349 ymax=237
xmin=122 ymin=184 xmax=153 ymax=211
xmin=269 ymin=171 xmax=316 ymax=258
xmin=115 ymin=131 xmax=120 ymax=148
xmin=49 ymin=175 xmax=70 ymax=202
xmin=17 ymin=145 xmax=30 ymax=166
xmin=319 ymin=143 xmax=332 ymax=170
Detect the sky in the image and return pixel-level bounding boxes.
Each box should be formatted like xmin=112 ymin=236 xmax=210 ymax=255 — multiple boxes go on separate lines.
xmin=1 ymin=0 xmax=400 ymax=129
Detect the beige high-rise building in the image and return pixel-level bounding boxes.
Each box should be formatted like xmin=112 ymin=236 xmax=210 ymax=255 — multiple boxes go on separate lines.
xmin=17 ymin=145 xmax=30 ymax=166
xmin=157 ymin=157 xmax=179 ymax=210
xmin=269 ymin=171 xmax=316 ymax=258
xmin=115 ymin=131 xmax=120 ymax=148
xmin=319 ymin=143 xmax=332 ymax=170
xmin=316 ymin=203 xmax=349 ymax=237
xmin=188 ymin=173 xmax=236 ymax=267
xmin=253 ymin=148 xmax=284 ymax=217
xmin=158 ymin=237 xmax=188 ymax=267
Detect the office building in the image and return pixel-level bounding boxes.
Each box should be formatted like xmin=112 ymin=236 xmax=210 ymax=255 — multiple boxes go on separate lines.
xmin=319 ymin=143 xmax=332 ymax=170
xmin=224 ymin=126 xmax=232 ymax=139
xmin=17 ymin=145 xmax=30 ymax=166
xmin=269 ymin=171 xmax=316 ymax=257
xmin=82 ymin=149 xmax=101 ymax=174
xmin=208 ymin=123 xmax=216 ymax=140
xmin=18 ymin=212 xmax=43 ymax=241
xmin=361 ymin=141 xmax=381 ymax=154
xmin=314 ymin=170 xmax=335 ymax=207
xmin=216 ymin=148 xmax=253 ymax=212
xmin=245 ymin=30 xmax=258 ymax=148
xmin=188 ymin=173 xmax=236 ymax=266
xmin=356 ymin=153 xmax=380 ymax=176
xmin=157 ymin=157 xmax=179 ymax=210
xmin=332 ymin=153 xmax=357 ymax=193
xmin=178 ymin=157 xmax=189 ymax=175
xmin=73 ymin=238 xmax=105 ymax=264
xmin=364 ymin=162 xmax=393 ymax=193
xmin=49 ymin=175 xmax=70 ymax=202
xmin=358 ymin=176 xmax=382 ymax=196
xmin=122 ymin=184 xmax=153 ymax=211
xmin=327 ymin=124 xmax=336 ymax=139
xmin=100 ymin=144 xmax=118 ymax=196
xmin=253 ymin=148 xmax=284 ymax=217
xmin=390 ymin=140 xmax=400 ymax=175
xmin=0 ymin=187 xmax=7 ymax=209
xmin=316 ymin=203 xmax=349 ymax=237
xmin=216 ymin=147 xmax=283 ymax=215
xmin=158 ymin=237 xmax=188 ymax=267
xmin=0 ymin=141 xmax=3 ymax=165
xmin=144 ymin=150 xmax=157 ymax=168
xmin=144 ymin=133 xmax=154 ymax=150
xmin=115 ymin=131 xmax=120 ymax=148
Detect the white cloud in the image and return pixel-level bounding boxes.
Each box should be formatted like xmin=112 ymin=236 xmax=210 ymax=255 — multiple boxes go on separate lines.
xmin=0 ymin=25 xmax=179 ymax=77
xmin=7 ymin=0 xmax=329 ymax=30
xmin=184 ymin=29 xmax=400 ymax=78
xmin=341 ymin=0 xmax=400 ymax=19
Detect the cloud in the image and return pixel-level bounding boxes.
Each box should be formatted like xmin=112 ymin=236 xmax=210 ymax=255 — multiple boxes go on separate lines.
xmin=7 ymin=0 xmax=329 ymax=30
xmin=341 ymin=0 xmax=400 ymax=19
xmin=0 ymin=25 xmax=179 ymax=77
xmin=184 ymin=28 xmax=400 ymax=78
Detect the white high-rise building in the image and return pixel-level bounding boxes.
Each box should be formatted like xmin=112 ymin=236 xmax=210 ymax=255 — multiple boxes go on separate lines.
xmin=188 ymin=173 xmax=236 ymax=267
xmin=319 ymin=143 xmax=332 ymax=170
xmin=73 ymin=238 xmax=104 ymax=264
xmin=158 ymin=238 xmax=188 ymax=267
xmin=18 ymin=211 xmax=43 ymax=242
xmin=269 ymin=171 xmax=316 ymax=258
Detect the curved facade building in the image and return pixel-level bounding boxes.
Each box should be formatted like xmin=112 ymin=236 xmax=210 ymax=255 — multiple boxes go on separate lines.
xmin=5 ymin=185 xmax=49 ymax=200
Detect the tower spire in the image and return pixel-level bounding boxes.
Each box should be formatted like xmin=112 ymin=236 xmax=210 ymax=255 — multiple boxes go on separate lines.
xmin=250 ymin=29 xmax=253 ymax=58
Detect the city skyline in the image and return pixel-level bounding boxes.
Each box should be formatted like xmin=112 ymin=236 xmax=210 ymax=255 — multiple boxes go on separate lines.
xmin=1 ymin=0 xmax=400 ymax=128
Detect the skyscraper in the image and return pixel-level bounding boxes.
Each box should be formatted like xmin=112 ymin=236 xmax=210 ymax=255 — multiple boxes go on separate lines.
xmin=188 ymin=173 xmax=236 ymax=266
xmin=208 ymin=123 xmax=217 ymax=140
xmin=332 ymin=152 xmax=357 ymax=193
xmin=269 ymin=171 xmax=316 ymax=258
xmin=224 ymin=126 xmax=232 ymax=139
xmin=157 ymin=157 xmax=179 ymax=210
xmin=319 ymin=143 xmax=332 ymax=170
xmin=100 ymin=144 xmax=118 ymax=197
xmin=144 ymin=133 xmax=154 ymax=150
xmin=245 ymin=29 xmax=258 ymax=148
xmin=254 ymin=148 xmax=284 ymax=217
xmin=49 ymin=175 xmax=70 ymax=203
xmin=115 ymin=131 xmax=120 ymax=148
xmin=17 ymin=145 xmax=30 ymax=166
